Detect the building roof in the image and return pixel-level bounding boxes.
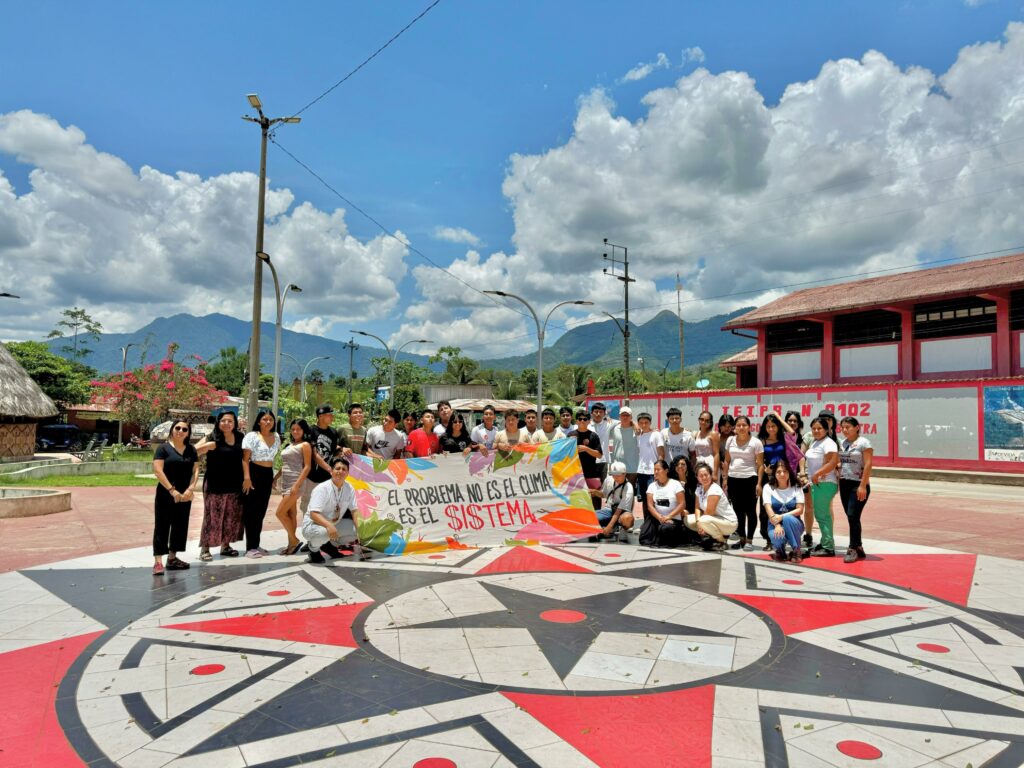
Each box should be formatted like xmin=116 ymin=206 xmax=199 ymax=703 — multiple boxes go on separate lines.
xmin=723 ymin=252 xmax=1024 ymax=329
xmin=719 ymin=344 xmax=758 ymax=369
xmin=0 ymin=342 xmax=59 ymax=419
xmin=429 ymin=398 xmax=538 ymax=412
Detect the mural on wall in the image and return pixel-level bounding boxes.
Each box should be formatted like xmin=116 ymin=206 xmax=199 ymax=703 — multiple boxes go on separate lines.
xmin=983 ymin=385 xmax=1024 ymax=462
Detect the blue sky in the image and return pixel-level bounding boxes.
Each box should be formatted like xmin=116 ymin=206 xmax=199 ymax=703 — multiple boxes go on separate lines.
xmin=2 ymin=0 xmax=1024 ymax=355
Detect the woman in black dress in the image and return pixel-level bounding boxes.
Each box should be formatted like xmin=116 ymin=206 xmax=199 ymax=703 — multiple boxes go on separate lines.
xmin=152 ymin=420 xmax=199 ymax=575
xmin=197 ymin=410 xmax=245 ymax=561
xmin=440 ymin=413 xmax=475 ymax=455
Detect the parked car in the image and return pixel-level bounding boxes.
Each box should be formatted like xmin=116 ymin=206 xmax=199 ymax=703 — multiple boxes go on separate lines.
xmin=36 ymin=424 xmax=83 ymax=452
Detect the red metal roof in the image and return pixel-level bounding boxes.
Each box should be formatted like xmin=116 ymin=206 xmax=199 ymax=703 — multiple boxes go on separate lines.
xmin=723 ymin=252 xmax=1024 ymax=329
xmin=719 ymin=344 xmax=758 ymax=368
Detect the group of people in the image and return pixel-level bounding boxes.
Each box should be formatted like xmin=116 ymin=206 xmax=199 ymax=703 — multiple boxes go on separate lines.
xmin=149 ymin=398 xmax=873 ymax=574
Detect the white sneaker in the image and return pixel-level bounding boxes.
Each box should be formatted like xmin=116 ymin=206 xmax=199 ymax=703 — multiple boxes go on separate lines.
xmin=245 ymin=549 xmax=264 ymax=558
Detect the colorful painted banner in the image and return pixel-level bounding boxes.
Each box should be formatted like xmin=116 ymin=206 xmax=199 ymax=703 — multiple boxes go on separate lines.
xmin=345 ymin=437 xmax=600 ymax=555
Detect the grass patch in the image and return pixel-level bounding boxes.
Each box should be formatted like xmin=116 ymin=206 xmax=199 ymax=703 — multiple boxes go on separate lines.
xmin=101 ymin=447 xmax=155 ymax=462
xmin=0 ymin=474 xmax=156 ymax=488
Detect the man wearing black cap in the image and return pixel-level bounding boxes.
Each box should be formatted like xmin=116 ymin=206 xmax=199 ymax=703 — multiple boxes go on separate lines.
xmin=308 ymin=404 xmax=341 ymax=491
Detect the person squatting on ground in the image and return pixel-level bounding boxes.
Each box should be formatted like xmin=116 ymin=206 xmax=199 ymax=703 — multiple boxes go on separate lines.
xmin=762 ymin=459 xmax=805 ymax=562
xmin=196 ymin=410 xmax=244 ymax=562
xmin=303 ymin=457 xmax=356 ymax=564
xmin=274 ymin=419 xmax=312 ymax=556
xmin=241 ymin=410 xmax=281 ymax=558
xmin=594 ymin=461 xmax=635 ymax=540
xmin=839 ymin=416 xmax=873 ymax=563
xmin=688 ymin=461 xmax=739 ymax=550
xmin=152 ymin=419 xmax=199 ymax=575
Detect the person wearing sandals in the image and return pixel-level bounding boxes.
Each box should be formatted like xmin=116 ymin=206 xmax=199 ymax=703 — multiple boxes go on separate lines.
xmin=724 ymin=415 xmax=764 ymax=552
xmin=241 ymin=410 xmax=281 ymax=558
xmin=595 ymin=461 xmax=635 ymax=541
xmin=303 ymin=457 xmax=356 ymax=564
xmin=152 ymin=420 xmax=199 ymax=575
xmin=196 ymin=410 xmax=245 ymax=562
xmin=839 ymin=416 xmax=873 ymax=563
xmin=275 ymin=419 xmax=313 ymax=556
xmin=805 ymin=417 xmax=840 ymax=557
xmin=688 ymin=462 xmax=738 ymax=550
xmin=762 ymin=459 xmax=805 ymax=562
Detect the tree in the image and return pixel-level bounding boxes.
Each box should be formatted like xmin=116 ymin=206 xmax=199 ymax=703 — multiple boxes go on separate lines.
xmin=307 ymin=369 xmax=325 ymax=384
xmin=594 ymin=368 xmax=647 ymax=394
xmin=429 ymin=345 xmax=483 ymax=385
xmin=5 ymin=341 xmax=93 ymax=404
xmin=203 ymin=347 xmax=247 ymax=395
xmin=47 ymin=307 xmax=103 ymax=361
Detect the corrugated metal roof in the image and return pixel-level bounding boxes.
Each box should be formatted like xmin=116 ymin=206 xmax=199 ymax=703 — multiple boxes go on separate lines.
xmin=719 ymin=344 xmax=758 ymax=368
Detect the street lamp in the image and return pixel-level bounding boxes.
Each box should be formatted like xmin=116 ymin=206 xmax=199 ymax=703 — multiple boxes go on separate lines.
xmin=282 ymin=354 xmax=331 ymax=403
xmin=351 ymin=331 xmax=431 ymax=408
xmin=118 ymin=343 xmax=137 ymax=445
xmin=256 ymin=251 xmax=302 ymax=424
xmin=484 ymin=292 xmax=593 ymax=417
xmin=242 ymin=94 xmax=301 ymax=424
xmin=602 ymin=238 xmax=634 ymax=404
xmin=0 ymin=292 xmax=19 ymax=299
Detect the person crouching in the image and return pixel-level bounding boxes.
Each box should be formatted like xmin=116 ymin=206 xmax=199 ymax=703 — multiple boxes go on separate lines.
xmin=303 ymin=457 xmax=355 ymax=564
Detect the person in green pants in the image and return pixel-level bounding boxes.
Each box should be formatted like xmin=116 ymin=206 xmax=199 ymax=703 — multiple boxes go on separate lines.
xmin=804 ymin=417 xmax=839 ymax=556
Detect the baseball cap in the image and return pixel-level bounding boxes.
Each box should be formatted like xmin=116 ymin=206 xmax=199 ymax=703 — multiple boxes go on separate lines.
xmin=610 ymin=461 xmax=627 ymax=475
xmin=619 ymin=406 xmax=633 ymax=416
xmin=316 ymin=404 xmax=335 ymax=416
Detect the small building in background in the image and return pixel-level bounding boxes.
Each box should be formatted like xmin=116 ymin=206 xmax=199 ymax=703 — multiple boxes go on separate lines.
xmin=0 ymin=342 xmax=59 ymax=460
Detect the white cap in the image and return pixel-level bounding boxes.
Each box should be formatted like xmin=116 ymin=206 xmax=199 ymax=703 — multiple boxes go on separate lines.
xmin=619 ymin=406 xmax=632 ymax=416
xmin=610 ymin=461 xmax=628 ymax=475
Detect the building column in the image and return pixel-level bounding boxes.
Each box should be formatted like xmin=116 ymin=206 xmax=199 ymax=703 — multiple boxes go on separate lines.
xmin=898 ymin=309 xmax=913 ymax=380
xmin=994 ymin=295 xmax=1011 ymax=377
xmin=757 ymin=328 xmax=767 ymax=388
xmin=821 ymin=319 xmax=834 ymax=385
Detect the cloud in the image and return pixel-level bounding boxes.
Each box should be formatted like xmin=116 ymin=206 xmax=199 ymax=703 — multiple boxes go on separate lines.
xmin=0 ymin=110 xmax=408 ymax=340
xmin=432 ymin=225 xmax=482 ymax=246
xmin=289 ymin=316 xmax=332 ymax=336
xmin=619 ymin=52 xmax=671 ymax=83
xmin=406 ymin=22 xmax=1024 ymax=355
xmin=681 ymin=46 xmax=706 ymax=64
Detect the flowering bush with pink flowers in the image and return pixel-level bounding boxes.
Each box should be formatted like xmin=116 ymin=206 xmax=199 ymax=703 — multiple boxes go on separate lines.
xmin=91 ymin=343 xmax=229 ymax=429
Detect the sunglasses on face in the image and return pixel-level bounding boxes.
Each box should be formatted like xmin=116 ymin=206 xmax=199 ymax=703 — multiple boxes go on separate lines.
xmin=173 ymin=426 xmax=189 ymax=433
xmin=576 ymin=416 xmax=589 ymax=421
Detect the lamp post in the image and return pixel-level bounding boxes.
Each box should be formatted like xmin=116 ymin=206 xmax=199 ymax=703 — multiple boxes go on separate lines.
xmin=242 ymin=93 xmax=301 ymax=424
xmin=602 ymin=311 xmax=630 ymax=396
xmin=118 ymin=343 xmax=137 ymax=445
xmin=602 ymin=239 xmax=634 ymax=404
xmin=282 ymin=354 xmax=331 ymax=403
xmin=256 ymin=251 xmax=302 ymax=425
xmin=0 ymin=292 xmax=19 ymax=299
xmin=484 ymin=292 xmax=592 ymax=418
xmin=351 ymin=331 xmax=430 ymax=408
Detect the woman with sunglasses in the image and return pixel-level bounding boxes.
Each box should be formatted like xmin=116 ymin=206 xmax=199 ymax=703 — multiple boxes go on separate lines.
xmin=693 ymin=411 xmax=720 ymax=481
xmin=152 ymin=420 xmax=199 ymax=575
xmin=241 ymin=410 xmax=281 ymax=558
xmin=440 ymin=413 xmax=476 ymax=455
xmin=196 ymin=410 xmax=245 ymax=561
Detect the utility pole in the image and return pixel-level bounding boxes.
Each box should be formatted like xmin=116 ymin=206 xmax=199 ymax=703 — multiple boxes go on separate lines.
xmin=677 ymin=272 xmax=684 ymax=388
xmin=342 ymin=337 xmax=360 ymax=407
xmin=603 ymin=239 xmax=634 ymax=404
xmin=118 ymin=343 xmax=136 ymax=445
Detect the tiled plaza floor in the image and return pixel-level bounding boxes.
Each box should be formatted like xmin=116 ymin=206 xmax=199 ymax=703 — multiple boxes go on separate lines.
xmin=1 ymin=479 xmax=1023 ymax=767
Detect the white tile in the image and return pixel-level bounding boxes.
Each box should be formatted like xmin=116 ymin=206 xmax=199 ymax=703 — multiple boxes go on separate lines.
xmin=239 ymin=725 xmax=347 ymax=764
xmin=471 ymin=644 xmax=555 ymax=673
xmin=523 ymin=738 xmax=600 ymax=768
xmin=938 ymin=740 xmax=1011 ymax=767
xmin=589 ymin=631 xmax=667 ymax=659
xmin=713 ymin=686 xmax=761 ymax=722
xmin=382 ymin=736 xmax=500 ymax=768
xmin=485 ymin=708 xmax=566 ymax=749
xmin=569 ymin=651 xmax=655 ymax=684
xmin=660 ymin=636 xmax=735 ymax=667
xmin=711 ymin=717 xmax=764 ymax=763
xmin=86 ymin=719 xmax=153 ymax=761
xmin=338 ymin=706 xmax=436 ymax=742
xmin=424 ymin=692 xmax=515 ymax=722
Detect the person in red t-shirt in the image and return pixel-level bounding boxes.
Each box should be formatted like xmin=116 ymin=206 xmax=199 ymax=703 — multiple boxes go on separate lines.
xmin=405 ymin=409 xmax=440 ymax=458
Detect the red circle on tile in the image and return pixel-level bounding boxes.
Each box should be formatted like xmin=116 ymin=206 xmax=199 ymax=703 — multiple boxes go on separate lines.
xmin=781 ymin=579 xmax=803 ymax=585
xmin=428 ymin=555 xmax=446 ymax=559
xmin=916 ymin=642 xmax=950 ymax=654
xmin=267 ymin=590 xmax=290 ymax=596
xmin=603 ymin=552 xmax=622 ymax=558
xmin=413 ymin=760 xmax=457 ymax=768
xmin=836 ymin=740 xmax=883 ymax=760
xmin=190 ymin=664 xmax=225 ymax=676
xmin=540 ymin=609 xmax=587 ymax=624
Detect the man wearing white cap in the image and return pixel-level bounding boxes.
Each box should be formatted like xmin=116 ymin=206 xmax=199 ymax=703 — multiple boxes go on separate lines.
xmin=595 ymin=461 xmax=635 ymax=541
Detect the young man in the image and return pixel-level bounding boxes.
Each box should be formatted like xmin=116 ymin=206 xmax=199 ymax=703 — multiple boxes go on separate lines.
xmin=307 ymin=404 xmax=340 ymax=495
xmin=558 ymin=406 xmax=575 ymax=436
xmin=434 ymin=400 xmax=453 ymax=437
xmin=470 ymin=404 xmax=499 ymax=455
xmin=495 ymin=409 xmax=529 ymax=450
xmin=339 ymin=403 xmax=367 ymax=456
xmin=661 ymin=407 xmax=696 ymax=466
xmin=401 ymin=412 xmax=418 ymax=439
xmin=303 ymin=457 xmax=355 ymax=564
xmin=589 ymin=402 xmax=612 ymax=479
xmin=540 ymin=408 xmax=562 ymax=441
xmin=406 ymin=408 xmax=440 ymax=457
xmin=366 ymin=409 xmax=408 ymax=460
xmin=635 ymin=412 xmax=666 ymax=502
xmin=521 ymin=409 xmax=547 ymax=444
xmin=595 ymin=461 xmax=636 ymax=540
xmin=574 ymin=409 xmax=605 ymax=490
xmin=608 ymin=406 xmax=640 ymax=482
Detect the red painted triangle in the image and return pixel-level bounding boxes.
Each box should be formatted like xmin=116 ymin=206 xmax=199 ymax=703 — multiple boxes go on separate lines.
xmin=505 ymin=686 xmax=714 ymax=768
xmin=165 ymin=602 xmax=372 ymax=647
xmin=793 ymin=553 xmax=978 ymax=606
xmin=476 ymin=546 xmax=592 ymax=575
xmin=725 ymin=594 xmax=925 ymax=635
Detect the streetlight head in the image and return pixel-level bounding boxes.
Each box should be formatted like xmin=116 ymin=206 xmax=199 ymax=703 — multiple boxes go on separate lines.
xmin=283 ymin=117 xmax=301 ymax=124
xmin=247 ymin=94 xmax=263 ymax=109
xmin=483 ymin=290 xmax=507 ymax=297
xmin=288 ymin=284 xmax=302 ymax=293
xmin=602 ymin=253 xmax=608 ymax=259
xmin=574 ymin=300 xmax=594 ymax=306
xmin=416 ymin=339 xmax=431 ymax=344
xmin=603 ymin=238 xmax=608 ymax=244
xmin=351 ymin=330 xmax=369 ymax=337
xmin=256 ymin=251 xmax=271 ymax=263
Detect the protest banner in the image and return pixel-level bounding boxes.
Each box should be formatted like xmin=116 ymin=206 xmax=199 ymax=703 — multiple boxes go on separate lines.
xmin=345 ymin=437 xmax=601 ymax=554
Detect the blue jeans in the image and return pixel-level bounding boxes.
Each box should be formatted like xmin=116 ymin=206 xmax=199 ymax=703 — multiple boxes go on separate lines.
xmin=770 ymin=514 xmax=804 ymax=552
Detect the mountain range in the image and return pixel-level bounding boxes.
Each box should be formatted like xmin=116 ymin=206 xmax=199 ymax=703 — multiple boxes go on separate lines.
xmin=43 ymin=308 xmax=755 ymax=377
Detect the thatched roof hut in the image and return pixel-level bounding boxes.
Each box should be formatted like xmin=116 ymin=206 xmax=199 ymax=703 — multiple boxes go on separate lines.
xmin=0 ymin=342 xmax=58 ymax=460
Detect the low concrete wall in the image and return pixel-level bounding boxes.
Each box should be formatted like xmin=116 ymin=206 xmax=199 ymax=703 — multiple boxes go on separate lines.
xmin=0 ymin=457 xmax=66 ymax=473
xmin=0 ymin=487 xmax=72 ymax=518
xmin=0 ymin=461 xmax=153 ymax=481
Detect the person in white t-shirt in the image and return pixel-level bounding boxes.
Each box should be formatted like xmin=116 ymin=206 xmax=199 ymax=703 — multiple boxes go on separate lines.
xmin=661 ymin=407 xmax=696 ymax=466
xmin=804 ymin=417 xmax=839 ymax=557
xmin=495 ymin=409 xmax=529 ymax=451
xmin=595 ymin=461 xmax=635 ymax=540
xmin=521 ymin=409 xmax=549 ymax=444
xmin=365 ymin=409 xmax=407 ymax=460
xmin=302 ymin=458 xmax=356 ymax=563
xmin=761 ymin=460 xmax=805 ymax=563
xmin=540 ymin=408 xmax=563 ymax=442
xmin=641 ymin=459 xmax=686 ymax=547
xmin=635 ymin=412 xmax=665 ymax=504
xmin=724 ymin=416 xmax=764 ymax=552
xmin=470 ymin=405 xmax=499 ymax=455
xmin=687 ymin=461 xmax=738 ymax=550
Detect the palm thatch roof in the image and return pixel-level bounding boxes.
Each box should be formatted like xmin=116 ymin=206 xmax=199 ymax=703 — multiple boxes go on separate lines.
xmin=0 ymin=342 xmax=59 ymax=419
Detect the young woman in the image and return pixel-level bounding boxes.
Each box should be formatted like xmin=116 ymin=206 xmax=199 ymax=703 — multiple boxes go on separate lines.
xmin=440 ymin=413 xmax=475 ymax=455
xmin=762 ymin=460 xmax=805 ymax=563
xmin=640 ymin=459 xmax=686 ymax=548
xmin=241 ymin=410 xmax=281 ymax=558
xmin=839 ymin=416 xmax=873 ymax=563
xmin=275 ymin=419 xmax=312 ymax=556
xmin=197 ymin=410 xmax=244 ymax=561
xmin=717 ymin=414 xmax=735 ymax=483
xmin=805 ymin=417 xmax=840 ymax=557
xmin=758 ymin=414 xmax=789 ymax=477
xmin=152 ymin=420 xmax=199 ymax=575
xmin=670 ymin=454 xmax=699 ymax=546
xmin=785 ymin=410 xmax=813 ymax=549
xmin=757 ymin=413 xmax=802 ymax=551
xmin=693 ymin=411 xmax=720 ymax=480
xmin=725 ymin=416 xmax=764 ymax=552
xmin=689 ymin=462 xmax=739 ymax=550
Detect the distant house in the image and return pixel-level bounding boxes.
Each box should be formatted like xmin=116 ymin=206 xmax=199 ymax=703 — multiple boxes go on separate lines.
xmin=0 ymin=342 xmax=59 ymax=460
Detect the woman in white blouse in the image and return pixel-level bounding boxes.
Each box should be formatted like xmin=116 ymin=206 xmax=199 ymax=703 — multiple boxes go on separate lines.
xmin=241 ymin=410 xmax=282 ymax=558
xmin=724 ymin=415 xmax=764 ymax=552
xmin=688 ymin=461 xmax=739 ymax=551
xmin=805 ymin=417 xmax=839 ymax=558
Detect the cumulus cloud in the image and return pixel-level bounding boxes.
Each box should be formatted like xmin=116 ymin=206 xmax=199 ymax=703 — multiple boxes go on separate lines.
xmin=619 ymin=52 xmax=671 ymax=83
xmin=681 ymin=46 xmax=706 ymax=64
xmin=404 ymin=22 xmax=1024 ymax=355
xmin=432 ymin=225 xmax=482 ymax=246
xmin=289 ymin=316 xmax=332 ymax=337
xmin=0 ymin=110 xmax=408 ymax=340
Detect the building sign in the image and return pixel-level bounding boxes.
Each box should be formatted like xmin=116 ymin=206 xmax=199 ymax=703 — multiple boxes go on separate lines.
xmin=983 ymin=385 xmax=1024 ymax=462
xmin=345 ymin=438 xmax=599 ymax=554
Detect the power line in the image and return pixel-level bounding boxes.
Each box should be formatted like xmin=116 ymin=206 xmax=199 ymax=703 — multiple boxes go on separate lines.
xmin=281 ymin=0 xmax=442 ymax=122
